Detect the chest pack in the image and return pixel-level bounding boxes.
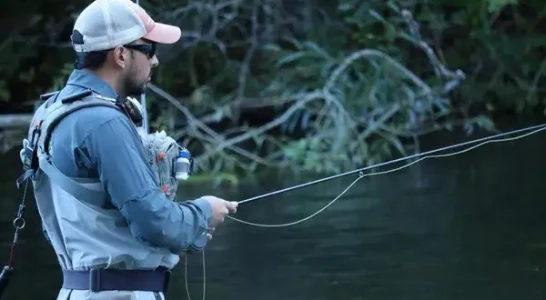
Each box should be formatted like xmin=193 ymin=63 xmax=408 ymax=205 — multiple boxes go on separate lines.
xmin=17 ymin=88 xmax=194 ymax=194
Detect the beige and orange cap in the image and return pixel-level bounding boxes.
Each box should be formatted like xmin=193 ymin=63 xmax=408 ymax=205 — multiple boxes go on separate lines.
xmin=71 ymin=0 xmax=181 ymax=52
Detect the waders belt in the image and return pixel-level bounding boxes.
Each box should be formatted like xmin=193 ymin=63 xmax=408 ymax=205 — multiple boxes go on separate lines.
xmin=61 ymin=268 xmax=171 ymax=292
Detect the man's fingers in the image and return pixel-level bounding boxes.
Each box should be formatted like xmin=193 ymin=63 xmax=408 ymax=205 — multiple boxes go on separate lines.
xmin=226 ymin=201 xmax=238 ymax=213
xmin=207 ymin=233 xmax=213 ymax=241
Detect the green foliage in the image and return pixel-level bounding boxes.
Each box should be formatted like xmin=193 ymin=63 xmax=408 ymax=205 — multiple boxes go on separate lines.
xmin=2 ymin=0 xmax=545 ymax=177
xmin=487 ymin=0 xmax=518 ymax=13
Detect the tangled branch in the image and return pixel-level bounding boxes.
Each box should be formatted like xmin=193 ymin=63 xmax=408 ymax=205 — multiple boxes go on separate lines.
xmin=144 ymin=1 xmax=491 ymax=175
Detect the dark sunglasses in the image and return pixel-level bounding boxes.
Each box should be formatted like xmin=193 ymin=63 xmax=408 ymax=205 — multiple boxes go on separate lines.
xmin=124 ymin=43 xmax=156 ymax=58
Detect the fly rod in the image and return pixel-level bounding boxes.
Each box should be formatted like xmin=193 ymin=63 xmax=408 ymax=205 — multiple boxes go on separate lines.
xmin=237 ymin=123 xmax=546 ymax=205
xmin=136 ymin=0 xmax=149 ymax=133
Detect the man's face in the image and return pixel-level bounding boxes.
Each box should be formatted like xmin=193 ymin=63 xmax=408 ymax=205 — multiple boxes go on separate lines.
xmin=121 ymin=39 xmax=158 ymax=97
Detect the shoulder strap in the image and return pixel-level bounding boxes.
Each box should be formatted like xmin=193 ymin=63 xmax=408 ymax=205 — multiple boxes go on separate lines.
xmin=37 ymin=155 xmax=106 ymax=206
xmin=38 ymin=89 xmax=120 ymax=155
xmin=30 ymin=89 xmax=121 ymax=208
xmin=17 ymin=91 xmax=61 ymax=185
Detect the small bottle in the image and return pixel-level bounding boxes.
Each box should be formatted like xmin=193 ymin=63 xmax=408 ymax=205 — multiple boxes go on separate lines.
xmin=175 ymin=148 xmax=191 ymax=180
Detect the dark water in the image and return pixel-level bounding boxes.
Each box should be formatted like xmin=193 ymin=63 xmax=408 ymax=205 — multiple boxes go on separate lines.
xmin=2 ymin=121 xmax=546 ymax=300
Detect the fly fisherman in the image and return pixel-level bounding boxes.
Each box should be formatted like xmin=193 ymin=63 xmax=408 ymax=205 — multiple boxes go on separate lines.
xmin=16 ymin=0 xmax=238 ymax=299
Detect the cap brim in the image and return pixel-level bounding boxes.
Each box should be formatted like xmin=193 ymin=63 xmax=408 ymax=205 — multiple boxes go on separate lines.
xmin=143 ymin=23 xmax=181 ymax=44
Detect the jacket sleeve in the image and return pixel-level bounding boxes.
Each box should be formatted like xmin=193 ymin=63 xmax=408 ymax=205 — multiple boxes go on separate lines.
xmin=80 ymin=115 xmax=212 ymax=253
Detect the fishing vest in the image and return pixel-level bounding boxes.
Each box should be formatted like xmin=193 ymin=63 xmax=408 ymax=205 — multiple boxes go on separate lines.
xmin=21 ymin=89 xmax=180 ymax=271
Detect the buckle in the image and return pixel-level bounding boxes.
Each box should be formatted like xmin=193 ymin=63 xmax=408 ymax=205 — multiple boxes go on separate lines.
xmin=89 ymin=269 xmax=102 ymax=292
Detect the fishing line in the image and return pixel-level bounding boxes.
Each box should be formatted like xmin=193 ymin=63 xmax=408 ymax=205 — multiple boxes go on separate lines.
xmin=236 ymin=123 xmax=546 ymax=205
xmin=228 ymin=123 xmax=546 ymax=227
xmin=184 ymin=252 xmax=206 ymax=300
xmin=134 ymin=0 xmax=149 ymax=133
xmin=183 ymin=123 xmax=546 ymax=300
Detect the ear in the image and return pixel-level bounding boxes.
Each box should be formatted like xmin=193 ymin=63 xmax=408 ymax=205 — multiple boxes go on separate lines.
xmin=111 ymin=46 xmax=131 ymax=69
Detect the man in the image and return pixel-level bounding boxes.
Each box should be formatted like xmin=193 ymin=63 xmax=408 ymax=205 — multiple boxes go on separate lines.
xmin=21 ymin=0 xmax=238 ymax=299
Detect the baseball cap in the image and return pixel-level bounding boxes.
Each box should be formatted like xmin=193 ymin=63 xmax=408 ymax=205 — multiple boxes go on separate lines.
xmin=71 ymin=0 xmax=181 ymax=52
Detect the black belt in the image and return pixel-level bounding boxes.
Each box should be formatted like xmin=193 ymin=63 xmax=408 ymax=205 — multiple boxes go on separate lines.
xmin=62 ymin=268 xmax=171 ymax=292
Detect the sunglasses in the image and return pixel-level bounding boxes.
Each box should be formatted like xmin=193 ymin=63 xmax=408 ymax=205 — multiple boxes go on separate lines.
xmin=123 ymin=43 xmax=156 ymax=58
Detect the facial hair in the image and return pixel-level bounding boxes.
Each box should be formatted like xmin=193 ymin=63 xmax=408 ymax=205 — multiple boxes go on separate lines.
xmin=123 ymin=72 xmax=147 ymax=98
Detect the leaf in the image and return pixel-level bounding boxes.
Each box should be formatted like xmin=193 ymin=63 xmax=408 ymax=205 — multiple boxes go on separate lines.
xmin=302 ymin=41 xmax=330 ymax=58
xmin=262 ymin=43 xmax=282 ymax=52
xmin=275 ymin=52 xmax=312 ymax=68
xmin=472 ymin=115 xmax=496 ymax=131
xmin=486 ymin=0 xmax=518 ymax=13
xmin=338 ymin=0 xmax=357 ymax=12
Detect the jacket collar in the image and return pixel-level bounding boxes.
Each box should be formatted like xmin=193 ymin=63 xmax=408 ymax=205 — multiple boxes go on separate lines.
xmin=65 ymin=69 xmax=119 ymax=99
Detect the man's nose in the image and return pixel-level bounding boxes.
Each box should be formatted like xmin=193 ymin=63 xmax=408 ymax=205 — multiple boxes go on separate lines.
xmin=151 ymin=55 xmax=159 ymax=67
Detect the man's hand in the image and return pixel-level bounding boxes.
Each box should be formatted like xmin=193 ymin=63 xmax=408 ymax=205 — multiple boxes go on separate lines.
xmin=201 ymin=195 xmax=238 ymax=228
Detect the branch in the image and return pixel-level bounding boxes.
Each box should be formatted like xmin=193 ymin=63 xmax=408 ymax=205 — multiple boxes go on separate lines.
xmin=147 ymin=83 xmax=289 ymax=169
xmin=399 ymin=9 xmax=466 ymax=94
xmin=194 ymin=90 xmax=324 ymax=164
xmin=324 ymin=49 xmax=431 ymax=94
xmin=147 ymin=83 xmax=221 ymax=140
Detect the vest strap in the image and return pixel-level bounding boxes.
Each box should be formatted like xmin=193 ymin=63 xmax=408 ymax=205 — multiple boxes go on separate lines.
xmin=31 ymin=90 xmax=117 ymax=208
xmin=38 ymin=154 xmax=106 ymax=208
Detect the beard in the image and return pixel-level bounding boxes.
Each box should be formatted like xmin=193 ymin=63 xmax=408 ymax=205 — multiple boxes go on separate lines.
xmin=123 ymin=74 xmax=147 ymax=98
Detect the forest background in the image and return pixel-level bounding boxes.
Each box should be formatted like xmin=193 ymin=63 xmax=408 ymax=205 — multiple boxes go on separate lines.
xmin=0 ymin=0 xmax=542 ymax=183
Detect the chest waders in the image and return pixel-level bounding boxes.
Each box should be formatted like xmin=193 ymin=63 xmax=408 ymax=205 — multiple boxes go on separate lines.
xmin=0 ymin=89 xmax=201 ymax=299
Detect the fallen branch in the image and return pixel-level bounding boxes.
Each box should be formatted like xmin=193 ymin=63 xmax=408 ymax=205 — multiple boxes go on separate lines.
xmin=0 ymin=129 xmax=26 ymax=154
xmin=194 ymin=90 xmax=324 ymax=164
xmin=0 ymin=114 xmax=33 ymax=129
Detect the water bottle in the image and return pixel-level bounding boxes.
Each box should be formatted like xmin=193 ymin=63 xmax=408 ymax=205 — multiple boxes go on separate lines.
xmin=174 ymin=148 xmax=192 ymax=180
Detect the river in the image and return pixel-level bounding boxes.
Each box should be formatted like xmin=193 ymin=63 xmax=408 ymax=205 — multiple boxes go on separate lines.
xmin=1 ymin=119 xmax=546 ymax=300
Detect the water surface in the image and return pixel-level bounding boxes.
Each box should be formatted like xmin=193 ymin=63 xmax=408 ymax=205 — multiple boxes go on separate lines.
xmin=1 ymin=122 xmax=546 ymax=300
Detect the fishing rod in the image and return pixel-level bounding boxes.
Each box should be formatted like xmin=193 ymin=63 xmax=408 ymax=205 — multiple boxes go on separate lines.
xmin=136 ymin=0 xmax=149 ymax=133
xmin=237 ymin=123 xmax=546 ymax=205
